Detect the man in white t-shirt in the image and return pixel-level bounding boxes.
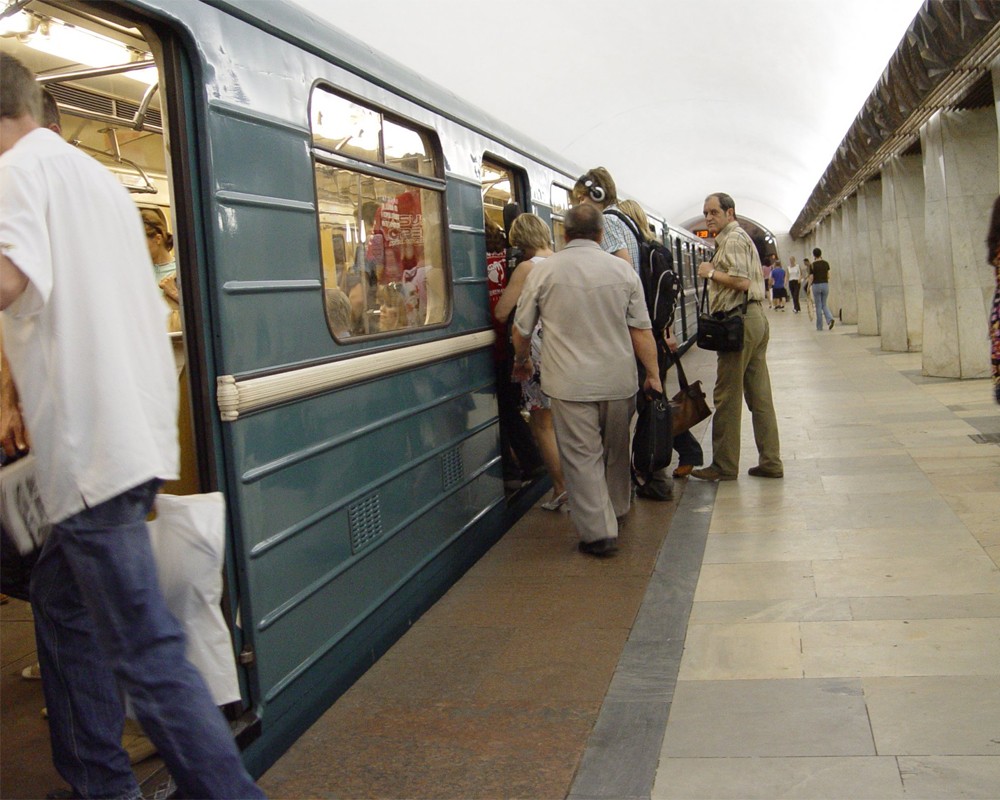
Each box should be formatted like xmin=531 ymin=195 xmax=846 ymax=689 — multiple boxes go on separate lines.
xmin=0 ymin=53 xmax=263 ymax=799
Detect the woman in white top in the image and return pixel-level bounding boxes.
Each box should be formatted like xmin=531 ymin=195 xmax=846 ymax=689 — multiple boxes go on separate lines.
xmin=494 ymin=213 xmax=567 ymax=510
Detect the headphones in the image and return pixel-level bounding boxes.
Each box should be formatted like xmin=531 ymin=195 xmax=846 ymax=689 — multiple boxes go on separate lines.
xmin=580 ymin=176 xmax=606 ymax=203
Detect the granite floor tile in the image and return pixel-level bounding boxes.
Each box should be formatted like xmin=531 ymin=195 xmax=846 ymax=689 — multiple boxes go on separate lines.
xmin=813 ymin=553 xmax=1000 ymax=598
xmin=661 ymin=679 xmax=874 ymax=758
xmin=897 ymin=756 xmax=1000 ymax=799
xmin=848 ymin=594 xmax=1000 ymax=620
xmin=677 ymin=622 xmax=802 ymax=680
xmin=834 ymin=527 xmax=982 ymax=559
xmin=863 ymin=676 xmax=1000 ymax=756
xmin=801 ymin=618 xmax=1000 ymax=677
xmin=689 ymin=598 xmax=852 ymax=624
xmin=693 ymin=560 xmax=816 ymax=602
xmin=651 ymin=757 xmax=906 ymax=800
xmin=703 ymin=531 xmax=842 ymax=564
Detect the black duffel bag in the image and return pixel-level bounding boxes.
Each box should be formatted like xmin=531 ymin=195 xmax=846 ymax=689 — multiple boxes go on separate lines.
xmin=632 ymin=390 xmax=672 ymax=476
xmin=696 ymin=279 xmax=747 ymax=352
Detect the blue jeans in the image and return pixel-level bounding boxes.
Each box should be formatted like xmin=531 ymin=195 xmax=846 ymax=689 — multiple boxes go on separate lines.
xmin=31 ymin=480 xmax=265 ymax=799
xmin=813 ymin=283 xmax=833 ymax=329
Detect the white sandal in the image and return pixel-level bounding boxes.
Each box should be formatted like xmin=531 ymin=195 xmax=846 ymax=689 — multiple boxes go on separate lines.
xmin=540 ymin=491 xmax=568 ymax=511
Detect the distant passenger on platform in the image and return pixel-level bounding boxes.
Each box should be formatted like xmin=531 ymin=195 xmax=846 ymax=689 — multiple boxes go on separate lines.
xmin=495 ymin=213 xmax=567 ymax=511
xmin=692 ymin=193 xmax=782 ymax=481
xmin=987 ymin=196 xmax=1000 ymax=404
xmin=771 ymin=258 xmax=787 ymax=310
xmin=762 ymin=256 xmax=773 ymax=308
xmin=0 ymin=53 xmax=265 ymax=800
xmin=810 ymin=247 xmax=835 ymax=330
xmin=512 ymin=204 xmax=661 ymax=557
xmin=787 ymin=256 xmax=802 ymax=313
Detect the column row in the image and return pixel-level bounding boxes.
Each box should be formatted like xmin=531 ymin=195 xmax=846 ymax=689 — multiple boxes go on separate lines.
xmin=800 ymin=68 xmax=1000 ymax=380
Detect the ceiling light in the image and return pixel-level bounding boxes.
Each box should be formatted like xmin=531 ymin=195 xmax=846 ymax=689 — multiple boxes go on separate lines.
xmin=20 ymin=15 xmax=157 ymax=85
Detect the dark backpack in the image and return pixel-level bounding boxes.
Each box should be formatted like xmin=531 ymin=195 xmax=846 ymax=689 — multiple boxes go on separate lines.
xmin=605 ymin=208 xmax=680 ymax=331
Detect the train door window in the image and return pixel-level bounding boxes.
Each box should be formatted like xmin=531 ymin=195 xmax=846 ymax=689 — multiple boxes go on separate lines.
xmin=310 ymin=87 xmax=449 ymax=338
xmin=550 ymin=184 xmax=571 ymax=251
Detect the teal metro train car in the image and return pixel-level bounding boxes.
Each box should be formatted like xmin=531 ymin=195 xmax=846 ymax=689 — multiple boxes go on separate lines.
xmin=1 ymin=0 xmax=712 ymax=776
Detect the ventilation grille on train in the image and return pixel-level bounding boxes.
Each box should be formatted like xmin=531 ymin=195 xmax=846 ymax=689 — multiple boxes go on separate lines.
xmin=348 ymin=493 xmax=383 ymax=554
xmin=441 ymin=446 xmax=464 ymax=491
xmin=46 ymin=83 xmax=163 ymax=129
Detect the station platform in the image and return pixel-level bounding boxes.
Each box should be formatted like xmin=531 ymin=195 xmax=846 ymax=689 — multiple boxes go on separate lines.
xmin=3 ymin=306 xmax=999 ymax=799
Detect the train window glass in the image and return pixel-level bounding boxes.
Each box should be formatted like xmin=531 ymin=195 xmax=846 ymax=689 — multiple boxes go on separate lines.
xmin=311 ymin=91 xmax=380 ymax=162
xmin=550 ymin=184 xmax=571 ymax=250
xmin=383 ymin=121 xmax=433 ymax=177
xmin=310 ymin=86 xmax=449 ymax=339
xmin=481 ymin=161 xmax=513 ymax=231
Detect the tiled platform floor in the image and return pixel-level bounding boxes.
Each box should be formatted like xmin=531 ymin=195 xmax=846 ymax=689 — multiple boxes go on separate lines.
xmin=4 ymin=306 xmax=999 ymax=800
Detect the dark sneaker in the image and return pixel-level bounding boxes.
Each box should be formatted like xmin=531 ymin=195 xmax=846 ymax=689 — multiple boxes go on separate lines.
xmin=828 ymin=318 xmax=835 ymax=330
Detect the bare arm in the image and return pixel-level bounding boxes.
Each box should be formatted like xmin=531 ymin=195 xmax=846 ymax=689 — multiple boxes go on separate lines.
xmin=612 ymin=248 xmax=633 ymax=268
xmin=1 ymin=344 xmax=29 ymax=458
xmin=629 ymin=327 xmax=662 ymax=395
xmin=511 ymin=325 xmax=533 ymax=382
xmin=494 ymin=261 xmax=533 ymax=323
xmin=696 ymin=260 xmax=750 ymax=292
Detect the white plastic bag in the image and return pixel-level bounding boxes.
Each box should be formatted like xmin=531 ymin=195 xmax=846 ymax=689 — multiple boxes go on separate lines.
xmin=146 ymin=492 xmax=241 ymax=706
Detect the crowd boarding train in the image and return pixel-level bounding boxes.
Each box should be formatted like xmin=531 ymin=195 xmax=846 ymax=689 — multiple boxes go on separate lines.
xmin=1 ymin=0 xmax=712 ymax=775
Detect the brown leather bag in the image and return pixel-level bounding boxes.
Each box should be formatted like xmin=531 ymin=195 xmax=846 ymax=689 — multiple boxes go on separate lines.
xmin=670 ymin=355 xmax=711 ymax=436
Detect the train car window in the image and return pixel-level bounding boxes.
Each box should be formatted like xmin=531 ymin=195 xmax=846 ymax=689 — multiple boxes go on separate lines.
xmin=550 ymin=184 xmax=571 ymax=250
xmin=310 ymin=86 xmax=449 ymax=339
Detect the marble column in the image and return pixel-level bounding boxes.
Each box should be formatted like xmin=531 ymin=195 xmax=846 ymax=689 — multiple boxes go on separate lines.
xmin=855 ymin=181 xmax=881 ymax=335
xmin=880 ymin=155 xmax=927 ymax=351
xmin=836 ymin=198 xmax=859 ymax=324
xmin=920 ymin=106 xmax=997 ymax=378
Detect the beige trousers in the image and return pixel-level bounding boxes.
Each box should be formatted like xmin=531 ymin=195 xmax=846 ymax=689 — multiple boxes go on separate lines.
xmin=549 ymin=396 xmax=634 ymax=543
xmin=710 ymin=302 xmax=783 ymax=476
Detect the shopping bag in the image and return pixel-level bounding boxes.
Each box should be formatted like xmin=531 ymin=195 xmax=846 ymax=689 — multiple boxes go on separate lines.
xmin=0 ymin=455 xmax=50 ymax=601
xmin=147 ymin=493 xmax=241 ymax=706
xmin=670 ymin=357 xmax=712 ymax=435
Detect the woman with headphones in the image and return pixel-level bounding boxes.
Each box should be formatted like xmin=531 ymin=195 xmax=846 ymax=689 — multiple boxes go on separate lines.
xmin=571 ymin=167 xmax=636 ymax=270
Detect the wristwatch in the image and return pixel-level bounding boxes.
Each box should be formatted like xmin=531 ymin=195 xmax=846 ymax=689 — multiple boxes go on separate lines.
xmin=708 ymin=269 xmax=716 ymax=281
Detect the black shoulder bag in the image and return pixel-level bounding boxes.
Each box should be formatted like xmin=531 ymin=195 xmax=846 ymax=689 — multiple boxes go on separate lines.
xmin=696 ymin=275 xmax=748 ymax=353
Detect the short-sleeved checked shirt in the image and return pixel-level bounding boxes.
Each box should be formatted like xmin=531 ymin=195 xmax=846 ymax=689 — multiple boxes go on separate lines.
xmin=602 ymin=206 xmax=640 ymax=272
xmin=709 ymin=220 xmax=766 ymax=313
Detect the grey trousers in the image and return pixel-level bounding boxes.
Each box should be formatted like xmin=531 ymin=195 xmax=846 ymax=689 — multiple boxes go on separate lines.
xmin=710 ymin=302 xmax=783 ymax=476
xmin=550 ymin=396 xmax=635 ymax=543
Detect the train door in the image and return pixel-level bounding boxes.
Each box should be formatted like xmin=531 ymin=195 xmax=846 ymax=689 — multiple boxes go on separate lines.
xmin=3 ymin=0 xmax=248 ymax=714
xmin=550 ymin=182 xmax=572 ymax=250
xmin=479 ymin=158 xmax=542 ymax=495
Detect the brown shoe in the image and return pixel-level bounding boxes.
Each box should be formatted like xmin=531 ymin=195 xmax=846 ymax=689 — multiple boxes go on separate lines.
xmin=672 ymin=464 xmax=694 ymax=479
xmin=748 ymin=466 xmax=784 ymax=479
xmin=690 ymin=467 xmax=737 ymax=482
